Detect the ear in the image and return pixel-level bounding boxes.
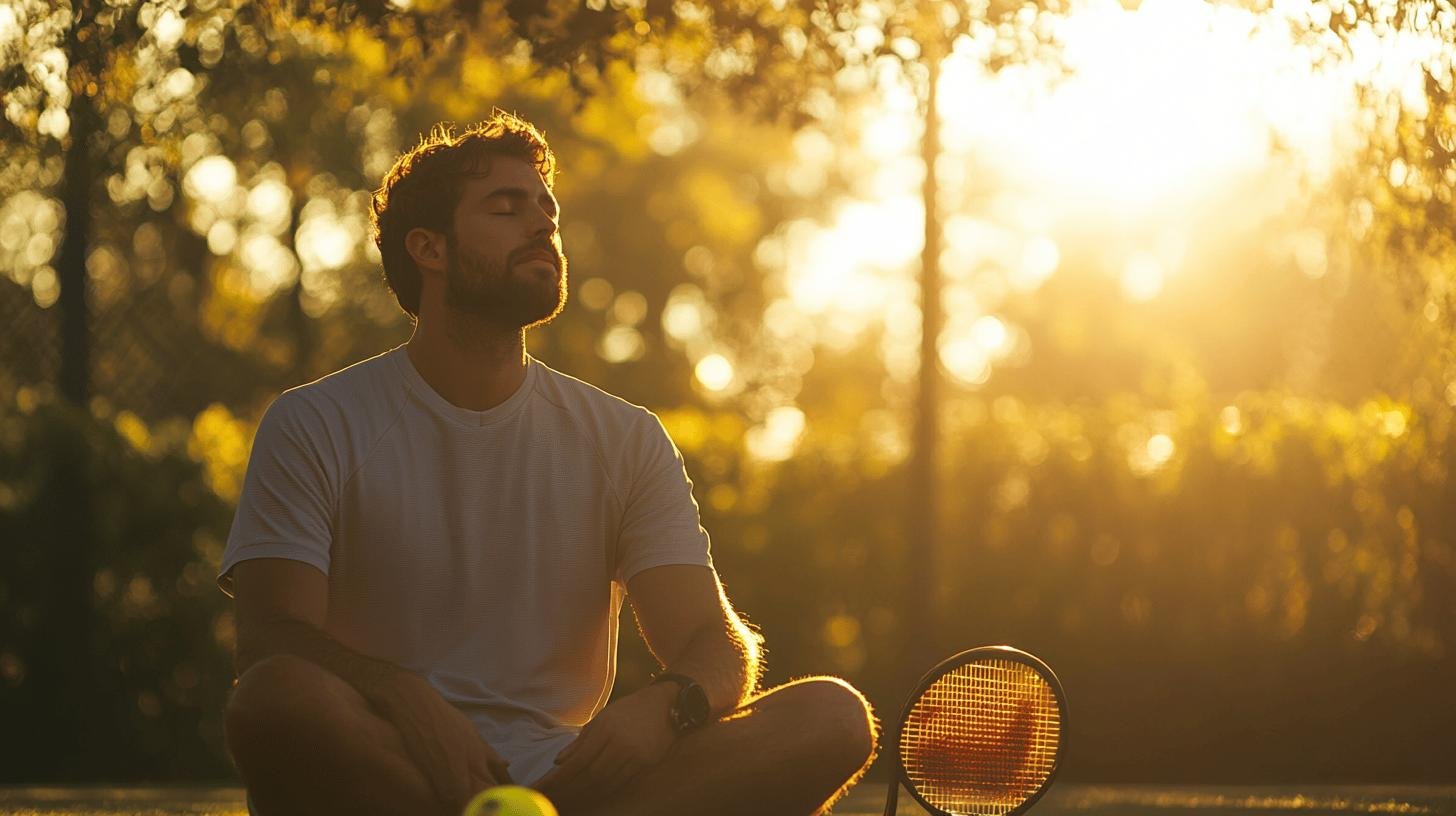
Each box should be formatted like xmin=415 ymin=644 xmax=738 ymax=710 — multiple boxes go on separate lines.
xmin=404 ymin=227 xmax=448 ymax=274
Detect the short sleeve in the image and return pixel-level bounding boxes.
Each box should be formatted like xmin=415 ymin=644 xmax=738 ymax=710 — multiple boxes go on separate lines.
xmin=216 ymin=393 xmax=338 ymax=597
xmin=614 ymin=414 xmax=713 ymax=584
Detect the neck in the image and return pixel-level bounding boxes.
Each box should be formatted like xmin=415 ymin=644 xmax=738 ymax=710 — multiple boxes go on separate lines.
xmin=405 ymin=307 xmax=528 ymax=412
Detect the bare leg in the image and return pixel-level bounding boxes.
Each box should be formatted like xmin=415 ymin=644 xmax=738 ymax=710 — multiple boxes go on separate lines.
xmin=558 ymin=677 xmax=879 ymax=816
xmin=224 ymin=654 xmax=443 ymax=816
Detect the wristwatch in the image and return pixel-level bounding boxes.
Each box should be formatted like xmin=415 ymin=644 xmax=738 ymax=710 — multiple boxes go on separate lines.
xmin=652 ymin=671 xmax=711 ymax=734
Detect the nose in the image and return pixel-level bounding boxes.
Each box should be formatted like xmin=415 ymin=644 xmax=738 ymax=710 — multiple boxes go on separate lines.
xmin=529 ymin=204 xmax=557 ymax=241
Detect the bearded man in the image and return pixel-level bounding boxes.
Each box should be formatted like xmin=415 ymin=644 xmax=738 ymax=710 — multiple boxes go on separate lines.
xmin=217 ymin=112 xmax=878 ymax=816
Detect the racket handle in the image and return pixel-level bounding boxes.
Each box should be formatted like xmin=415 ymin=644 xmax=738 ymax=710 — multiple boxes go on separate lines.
xmin=882 ymin=779 xmax=899 ymax=816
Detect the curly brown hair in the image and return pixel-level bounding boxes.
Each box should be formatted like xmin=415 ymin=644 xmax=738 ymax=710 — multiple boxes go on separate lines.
xmin=370 ymin=112 xmax=557 ymax=318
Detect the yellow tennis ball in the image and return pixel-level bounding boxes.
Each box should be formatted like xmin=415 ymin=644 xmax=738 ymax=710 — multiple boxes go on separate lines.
xmin=461 ymin=785 xmax=558 ymax=816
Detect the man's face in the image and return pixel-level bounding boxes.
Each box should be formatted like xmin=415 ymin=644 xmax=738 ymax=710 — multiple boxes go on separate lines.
xmin=442 ymin=156 xmax=567 ymax=329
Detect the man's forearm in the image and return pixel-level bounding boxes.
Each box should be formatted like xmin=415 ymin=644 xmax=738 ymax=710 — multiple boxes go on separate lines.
xmin=664 ymin=611 xmax=764 ymax=715
xmin=237 ymin=618 xmax=408 ymax=706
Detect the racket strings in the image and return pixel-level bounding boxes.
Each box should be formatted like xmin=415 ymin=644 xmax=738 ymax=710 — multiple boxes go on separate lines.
xmin=899 ymin=659 xmax=1061 ymax=816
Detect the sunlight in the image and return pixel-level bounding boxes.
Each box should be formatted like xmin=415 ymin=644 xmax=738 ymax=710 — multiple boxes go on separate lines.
xmin=295 ymin=211 xmax=355 ymax=271
xmin=0 ymin=6 xmax=19 ymax=46
xmin=182 ymin=155 xmax=237 ymax=205
xmin=1121 ymin=253 xmax=1165 ymax=302
xmin=787 ymin=202 xmax=921 ymax=312
xmin=980 ymin=0 xmax=1446 ymax=239
xmin=245 ymin=177 xmax=292 ymax=235
xmin=764 ymin=0 xmax=1454 ymax=370
xmin=694 ymin=353 xmax=735 ymax=392
xmin=938 ymin=0 xmax=1359 ymax=221
xmin=939 ymin=326 xmax=994 ymax=386
xmin=1129 ymin=431 xmax=1178 ymax=475
xmin=745 ymin=405 xmax=807 ymax=462
xmin=598 ymin=326 xmax=646 ymax=363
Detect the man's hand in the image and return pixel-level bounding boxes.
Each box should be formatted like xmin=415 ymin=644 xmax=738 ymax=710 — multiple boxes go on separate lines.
xmin=535 ymin=682 xmax=679 ymax=805
xmin=371 ymin=671 xmax=513 ymax=812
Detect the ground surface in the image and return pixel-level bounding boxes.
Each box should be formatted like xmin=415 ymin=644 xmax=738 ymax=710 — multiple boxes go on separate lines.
xmin=0 ymin=784 xmax=1452 ymax=815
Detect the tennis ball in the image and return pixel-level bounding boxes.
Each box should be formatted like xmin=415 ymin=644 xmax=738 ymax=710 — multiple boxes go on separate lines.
xmin=461 ymin=785 xmax=558 ymax=816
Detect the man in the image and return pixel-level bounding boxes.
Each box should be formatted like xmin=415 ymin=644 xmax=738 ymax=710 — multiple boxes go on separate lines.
xmin=218 ymin=112 xmax=878 ymax=816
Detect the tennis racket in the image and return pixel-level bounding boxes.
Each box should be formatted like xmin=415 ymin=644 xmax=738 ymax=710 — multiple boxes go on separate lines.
xmin=883 ymin=646 xmax=1066 ymax=816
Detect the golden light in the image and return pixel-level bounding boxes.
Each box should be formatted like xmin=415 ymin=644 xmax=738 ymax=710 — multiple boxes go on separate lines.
xmin=938 ymin=0 xmax=1360 ymax=221
xmin=779 ymin=199 xmax=922 ymax=315
xmin=237 ymin=232 xmax=297 ymax=298
xmin=1148 ymin=434 xmax=1176 ymax=465
xmin=0 ymin=6 xmax=19 ymax=44
xmin=763 ymin=0 xmax=1454 ymax=378
xmin=183 ymin=156 xmax=237 ymax=205
xmin=611 ymin=291 xmax=649 ymax=326
xmin=150 ymin=7 xmax=186 ymax=50
xmin=1015 ymin=237 xmax=1061 ymax=292
xmin=1129 ymin=432 xmax=1178 ymax=475
xmin=246 ymin=178 xmax=293 ymax=235
xmin=971 ymin=315 xmax=1010 ymax=357
xmin=578 ymin=277 xmax=614 ymax=311
xmin=694 ymin=353 xmax=735 ymax=392
xmin=205 ymin=221 xmax=237 ymax=256
xmin=1121 ymin=253 xmax=1165 ymax=302
xmin=939 ymin=324 xmax=993 ymax=386
xmin=1220 ymin=406 xmax=1243 ymax=435
xmin=746 ymin=406 xmax=807 ymax=462
xmin=662 ymin=283 xmax=709 ymax=345
xmin=29 ymin=265 xmax=57 ymax=308
xmin=295 ymin=212 xmax=355 ymax=271
xmin=662 ymin=298 xmax=703 ymax=340
xmin=598 ymin=326 xmax=646 ymax=363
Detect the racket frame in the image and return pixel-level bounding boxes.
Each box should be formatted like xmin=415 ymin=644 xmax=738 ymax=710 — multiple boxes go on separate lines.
xmin=885 ymin=645 xmax=1068 ymax=816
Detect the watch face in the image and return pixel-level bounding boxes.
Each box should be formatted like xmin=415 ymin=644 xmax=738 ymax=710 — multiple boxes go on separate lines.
xmin=684 ymin=683 xmax=710 ymax=725
xmin=675 ymin=682 xmax=710 ymax=731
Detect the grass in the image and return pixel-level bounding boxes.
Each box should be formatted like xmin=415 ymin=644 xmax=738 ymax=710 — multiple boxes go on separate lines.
xmin=2 ymin=784 xmax=1455 ymax=815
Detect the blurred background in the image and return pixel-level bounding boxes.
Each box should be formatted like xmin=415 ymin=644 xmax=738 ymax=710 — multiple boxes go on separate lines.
xmin=2 ymin=0 xmax=1453 ymax=789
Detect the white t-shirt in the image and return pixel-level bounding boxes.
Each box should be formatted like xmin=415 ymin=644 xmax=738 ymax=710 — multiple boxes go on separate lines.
xmin=217 ymin=346 xmax=714 ymax=784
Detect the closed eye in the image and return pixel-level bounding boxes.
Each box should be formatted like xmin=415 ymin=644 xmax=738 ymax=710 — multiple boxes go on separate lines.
xmin=481 ymin=187 xmax=558 ymax=219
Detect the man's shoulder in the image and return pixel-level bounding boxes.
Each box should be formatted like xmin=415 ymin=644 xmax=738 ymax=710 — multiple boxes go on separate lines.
xmin=530 ymin=358 xmax=658 ymax=428
xmin=528 ymin=360 xmax=682 ymax=490
xmin=528 ymin=359 xmax=682 ymax=464
xmin=266 ymin=347 xmax=406 ymax=432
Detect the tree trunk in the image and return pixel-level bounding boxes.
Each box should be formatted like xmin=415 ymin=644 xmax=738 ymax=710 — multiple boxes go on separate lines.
xmin=286 ymin=193 xmax=314 ymax=382
xmin=38 ymin=23 xmax=100 ymax=776
xmin=58 ymin=68 xmax=96 ymax=406
xmin=907 ymin=47 xmax=943 ymax=671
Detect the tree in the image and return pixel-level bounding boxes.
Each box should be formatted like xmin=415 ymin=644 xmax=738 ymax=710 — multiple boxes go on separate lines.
xmin=492 ymin=0 xmax=1059 ymax=672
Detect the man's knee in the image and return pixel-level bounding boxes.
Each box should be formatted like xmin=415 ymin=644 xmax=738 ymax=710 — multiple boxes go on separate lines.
xmin=224 ymin=654 xmax=338 ymax=758
xmin=778 ymin=677 xmax=879 ymax=777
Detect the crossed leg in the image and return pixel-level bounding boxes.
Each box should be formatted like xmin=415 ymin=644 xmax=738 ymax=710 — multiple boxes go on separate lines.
xmin=224 ymin=655 xmax=438 ymax=816
xmin=225 ymin=655 xmax=878 ymax=816
xmin=560 ymin=676 xmax=880 ymax=816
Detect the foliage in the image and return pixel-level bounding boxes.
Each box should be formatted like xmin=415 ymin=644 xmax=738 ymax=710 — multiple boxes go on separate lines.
xmin=621 ymin=386 xmax=1456 ymax=780
xmin=0 ymin=387 xmax=237 ymax=780
xmin=4 ymin=0 xmax=1456 ymax=786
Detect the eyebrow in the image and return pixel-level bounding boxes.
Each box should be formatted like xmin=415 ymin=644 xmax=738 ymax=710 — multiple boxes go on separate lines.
xmin=482 ymin=186 xmax=559 ymax=218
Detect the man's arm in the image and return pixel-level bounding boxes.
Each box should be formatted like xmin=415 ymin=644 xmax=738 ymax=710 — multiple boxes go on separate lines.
xmin=230 ymin=557 xmax=512 ymax=808
xmin=625 ymin=564 xmax=763 ymax=715
xmin=231 ymin=558 xmax=400 ymax=700
xmin=537 ymin=564 xmax=761 ymax=803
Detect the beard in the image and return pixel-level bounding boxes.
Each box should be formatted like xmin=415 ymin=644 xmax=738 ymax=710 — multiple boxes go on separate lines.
xmin=443 ymin=239 xmax=568 ymax=331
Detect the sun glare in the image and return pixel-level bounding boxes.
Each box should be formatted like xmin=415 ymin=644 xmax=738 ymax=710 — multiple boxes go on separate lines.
xmin=938 ymin=0 xmax=1365 ymax=221
xmin=762 ymin=0 xmax=1451 ymax=384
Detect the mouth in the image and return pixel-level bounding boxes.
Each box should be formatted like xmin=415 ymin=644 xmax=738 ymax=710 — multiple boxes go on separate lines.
xmin=517 ymin=251 xmax=558 ymax=268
